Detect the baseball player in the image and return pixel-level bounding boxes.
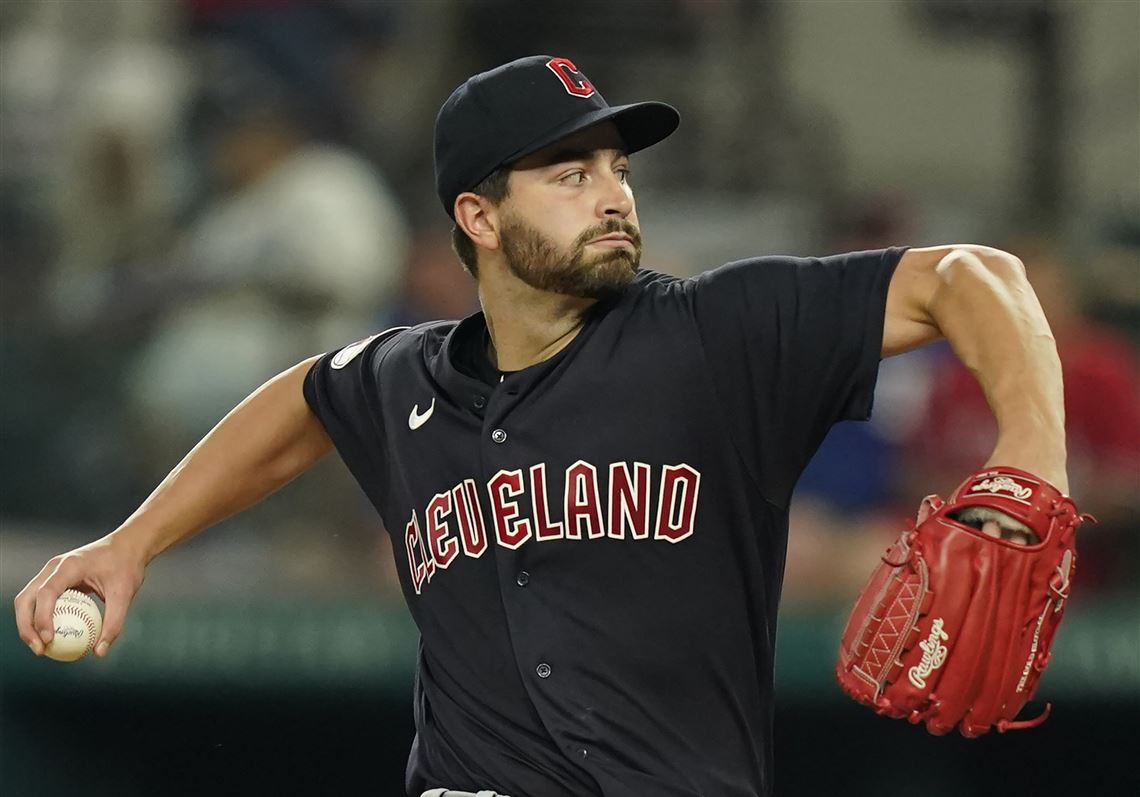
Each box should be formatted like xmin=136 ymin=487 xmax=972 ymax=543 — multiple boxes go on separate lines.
xmin=16 ymin=56 xmax=1077 ymax=797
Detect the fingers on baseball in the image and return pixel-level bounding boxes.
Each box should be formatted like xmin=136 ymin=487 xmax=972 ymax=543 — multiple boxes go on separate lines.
xmin=97 ymin=589 xmax=131 ymax=656
xmin=33 ymin=557 xmax=79 ymax=646
xmin=14 ymin=555 xmax=64 ymax=653
xmin=15 ymin=553 xmax=128 ymax=656
xmin=13 ymin=588 xmax=43 ymax=655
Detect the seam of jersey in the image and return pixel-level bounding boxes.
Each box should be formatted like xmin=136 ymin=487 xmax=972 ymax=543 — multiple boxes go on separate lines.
xmin=377 ymin=326 xmax=444 ymax=525
xmin=334 ymin=324 xmax=423 ymax=531
xmin=357 ymin=327 xmax=412 ymax=477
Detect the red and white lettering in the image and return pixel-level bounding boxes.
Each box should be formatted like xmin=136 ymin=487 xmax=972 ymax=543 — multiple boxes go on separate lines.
xmin=488 ymin=469 xmax=533 ymax=549
xmin=564 ymin=460 xmax=605 ymax=540
xmin=405 ymin=513 xmax=429 ymax=594
xmin=426 ymin=490 xmax=458 ymax=570
xmin=608 ymin=461 xmax=651 ymax=539
xmin=530 ymin=463 xmax=565 ymax=541
xmin=545 ymin=57 xmax=595 ymax=98
xmin=654 ymin=464 xmax=700 ymax=543
xmin=452 ymin=479 xmax=487 ymax=559
xmin=408 ymin=460 xmax=701 ymax=593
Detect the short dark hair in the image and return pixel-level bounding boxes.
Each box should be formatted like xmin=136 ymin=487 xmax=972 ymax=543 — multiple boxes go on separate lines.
xmin=450 ymin=166 xmax=512 ymax=277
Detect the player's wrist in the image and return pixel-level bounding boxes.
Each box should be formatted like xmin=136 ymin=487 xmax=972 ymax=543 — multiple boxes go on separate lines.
xmin=983 ymin=454 xmax=1068 ymax=495
xmin=106 ymin=520 xmax=164 ymax=568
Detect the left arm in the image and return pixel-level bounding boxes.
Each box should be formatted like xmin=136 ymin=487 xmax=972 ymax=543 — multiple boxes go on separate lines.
xmin=882 ymin=245 xmax=1068 ymax=493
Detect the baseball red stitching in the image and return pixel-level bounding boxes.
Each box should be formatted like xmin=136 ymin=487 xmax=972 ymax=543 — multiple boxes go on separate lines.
xmin=57 ymin=602 xmax=98 ymax=655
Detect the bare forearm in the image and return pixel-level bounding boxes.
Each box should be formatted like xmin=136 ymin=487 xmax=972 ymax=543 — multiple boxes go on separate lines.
xmin=927 ymin=248 xmax=1068 ymax=491
xmin=110 ymin=356 xmax=334 ymax=562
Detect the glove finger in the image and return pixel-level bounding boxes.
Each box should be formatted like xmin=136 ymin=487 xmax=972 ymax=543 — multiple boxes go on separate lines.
xmin=962 ymin=550 xmax=1034 ymax=735
xmin=925 ymin=541 xmax=999 ymax=735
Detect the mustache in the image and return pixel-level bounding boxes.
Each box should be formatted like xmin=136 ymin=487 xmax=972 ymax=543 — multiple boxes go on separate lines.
xmin=573 ymin=219 xmax=642 ymax=250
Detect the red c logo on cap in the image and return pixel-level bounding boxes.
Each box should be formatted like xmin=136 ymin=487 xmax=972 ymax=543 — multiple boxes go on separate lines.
xmin=546 ymin=57 xmax=595 ymax=98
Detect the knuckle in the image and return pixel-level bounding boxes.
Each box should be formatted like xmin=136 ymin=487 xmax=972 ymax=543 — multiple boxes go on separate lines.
xmin=35 ymin=581 xmax=60 ymax=600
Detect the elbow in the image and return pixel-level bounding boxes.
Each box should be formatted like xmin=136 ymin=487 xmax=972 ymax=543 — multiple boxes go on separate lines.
xmin=977 ymin=247 xmax=1027 ymax=284
xmin=928 ymin=246 xmax=1042 ymax=332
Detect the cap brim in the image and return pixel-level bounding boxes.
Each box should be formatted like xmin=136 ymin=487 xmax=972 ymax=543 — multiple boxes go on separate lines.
xmin=502 ymin=100 xmax=680 ymax=167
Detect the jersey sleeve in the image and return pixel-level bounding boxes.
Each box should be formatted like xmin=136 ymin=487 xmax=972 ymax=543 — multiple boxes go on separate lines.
xmin=690 ymin=247 xmax=906 ymax=508
xmin=302 ymin=328 xmax=406 ymax=491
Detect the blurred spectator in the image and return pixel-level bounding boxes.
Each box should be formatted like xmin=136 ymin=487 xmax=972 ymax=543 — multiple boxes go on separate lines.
xmin=902 ymin=237 xmax=1140 ymax=594
xmin=126 ymin=41 xmax=410 ymax=459
xmin=1 ymin=28 xmax=193 ymax=522
xmin=378 ymin=234 xmax=480 ymax=329
xmin=1083 ymin=228 xmax=1140 ymax=346
xmin=48 ymin=42 xmax=193 ymax=330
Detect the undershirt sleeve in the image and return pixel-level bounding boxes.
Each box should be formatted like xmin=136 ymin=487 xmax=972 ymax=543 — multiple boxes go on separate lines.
xmin=690 ymin=247 xmax=906 ymax=508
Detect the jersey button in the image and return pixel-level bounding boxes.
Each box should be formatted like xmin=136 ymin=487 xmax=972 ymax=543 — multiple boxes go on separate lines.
xmin=491 ymin=428 xmax=507 ymax=444
xmin=536 ymin=662 xmax=552 ymax=679
xmin=473 ymin=395 xmax=486 ymax=409
xmin=516 ymin=571 xmax=529 ymax=587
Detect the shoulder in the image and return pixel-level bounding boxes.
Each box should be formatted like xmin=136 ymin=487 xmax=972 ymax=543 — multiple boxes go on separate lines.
xmin=694 ymin=254 xmax=806 ymax=285
xmin=378 ymin=319 xmax=458 ymax=364
xmin=630 ymin=267 xmax=688 ymax=292
xmin=327 ymin=320 xmax=458 ymax=372
xmin=606 ymin=268 xmax=692 ymax=314
xmin=620 ymin=258 xmax=815 ymax=315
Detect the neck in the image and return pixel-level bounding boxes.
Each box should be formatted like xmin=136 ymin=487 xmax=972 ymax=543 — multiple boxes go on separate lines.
xmin=478 ymin=270 xmax=596 ymax=372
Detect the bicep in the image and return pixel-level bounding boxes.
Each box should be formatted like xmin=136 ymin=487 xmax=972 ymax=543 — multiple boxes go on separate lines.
xmin=275 ymin=356 xmax=336 ymax=471
xmin=221 ymin=356 xmax=334 ymax=481
xmin=880 ymin=241 xmax=1026 ymax=358
xmin=882 ymin=245 xmax=1008 ymax=357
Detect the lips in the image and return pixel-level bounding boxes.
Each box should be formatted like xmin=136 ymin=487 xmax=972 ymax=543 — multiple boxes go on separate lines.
xmin=589 ymin=233 xmax=635 ymax=247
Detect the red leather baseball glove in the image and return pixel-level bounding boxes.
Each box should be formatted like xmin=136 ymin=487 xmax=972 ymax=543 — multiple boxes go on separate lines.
xmin=836 ymin=467 xmax=1089 ymax=737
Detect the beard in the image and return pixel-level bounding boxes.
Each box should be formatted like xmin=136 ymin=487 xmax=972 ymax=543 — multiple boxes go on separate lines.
xmin=498 ymin=212 xmax=643 ymax=300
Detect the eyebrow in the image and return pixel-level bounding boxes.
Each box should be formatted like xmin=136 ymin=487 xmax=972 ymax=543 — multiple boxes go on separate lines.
xmin=536 ymin=146 xmax=629 ymax=168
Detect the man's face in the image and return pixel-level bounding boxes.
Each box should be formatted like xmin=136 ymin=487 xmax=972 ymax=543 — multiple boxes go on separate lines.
xmin=494 ymin=122 xmax=642 ymax=299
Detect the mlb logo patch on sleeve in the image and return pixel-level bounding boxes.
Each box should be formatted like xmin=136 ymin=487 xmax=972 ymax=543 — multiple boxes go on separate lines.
xmin=331 ymin=327 xmax=408 ymax=369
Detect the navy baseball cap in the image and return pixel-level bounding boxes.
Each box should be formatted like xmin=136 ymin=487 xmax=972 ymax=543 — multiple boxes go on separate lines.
xmin=434 ymin=55 xmax=680 ymax=218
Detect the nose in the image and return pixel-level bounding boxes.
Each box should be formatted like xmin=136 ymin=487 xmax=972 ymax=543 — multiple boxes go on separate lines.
xmin=596 ymin=172 xmax=633 ymax=219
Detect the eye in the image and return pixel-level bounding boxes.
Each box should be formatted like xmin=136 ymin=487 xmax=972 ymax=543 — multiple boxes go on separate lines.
xmin=559 ymin=170 xmax=587 ymax=185
xmin=616 ymin=166 xmax=632 ymax=184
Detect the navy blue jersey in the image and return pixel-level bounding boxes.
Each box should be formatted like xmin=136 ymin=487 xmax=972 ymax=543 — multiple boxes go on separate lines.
xmin=303 ymin=248 xmax=904 ymax=797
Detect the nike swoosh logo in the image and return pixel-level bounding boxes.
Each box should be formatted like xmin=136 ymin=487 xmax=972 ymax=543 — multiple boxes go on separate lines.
xmin=408 ymin=398 xmax=435 ymax=430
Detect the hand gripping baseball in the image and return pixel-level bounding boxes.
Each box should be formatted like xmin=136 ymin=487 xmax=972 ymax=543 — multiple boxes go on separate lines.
xmin=836 ymin=467 xmax=1091 ymax=737
xmin=14 ymin=534 xmax=146 ymax=659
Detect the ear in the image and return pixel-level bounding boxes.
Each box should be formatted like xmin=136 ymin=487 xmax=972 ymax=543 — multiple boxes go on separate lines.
xmin=454 ymin=193 xmax=502 ymax=253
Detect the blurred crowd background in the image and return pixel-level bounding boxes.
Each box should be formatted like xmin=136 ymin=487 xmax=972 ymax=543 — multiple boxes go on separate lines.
xmin=1 ymin=1 xmax=1137 ymax=795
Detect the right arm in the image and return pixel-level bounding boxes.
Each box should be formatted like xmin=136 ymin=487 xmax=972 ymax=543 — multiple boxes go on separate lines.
xmin=14 ymin=356 xmax=333 ymax=657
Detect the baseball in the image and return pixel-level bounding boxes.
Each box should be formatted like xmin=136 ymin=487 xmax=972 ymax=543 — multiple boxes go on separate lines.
xmin=44 ymin=589 xmax=102 ymax=662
